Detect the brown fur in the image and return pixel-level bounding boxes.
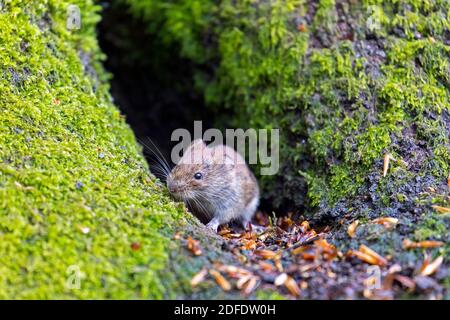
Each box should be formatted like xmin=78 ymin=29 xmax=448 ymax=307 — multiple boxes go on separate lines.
xmin=167 ymin=140 xmax=259 ymax=231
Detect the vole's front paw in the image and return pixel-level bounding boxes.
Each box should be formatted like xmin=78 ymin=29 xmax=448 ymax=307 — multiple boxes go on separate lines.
xmin=206 ymin=218 xmax=220 ymax=233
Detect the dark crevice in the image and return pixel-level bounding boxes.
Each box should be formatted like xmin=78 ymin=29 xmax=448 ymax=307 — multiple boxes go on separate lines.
xmin=97 ymin=2 xmax=212 ymax=166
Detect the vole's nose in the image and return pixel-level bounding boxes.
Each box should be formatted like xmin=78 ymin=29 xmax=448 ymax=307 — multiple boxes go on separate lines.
xmin=167 ymin=182 xmax=177 ymax=193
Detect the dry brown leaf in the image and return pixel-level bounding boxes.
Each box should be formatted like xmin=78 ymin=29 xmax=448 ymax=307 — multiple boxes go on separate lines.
xmin=300 ymin=252 xmax=316 ymax=261
xmin=298 ymin=263 xmax=317 ymax=273
xmin=275 ymin=259 xmax=284 ymax=272
xmin=209 ymin=269 xmax=231 ymax=291
xmin=347 ymin=220 xmax=359 ymax=238
xmin=279 ymin=216 xmax=294 ymax=229
xmin=236 ymin=275 xmax=252 ymax=289
xmin=218 ymin=228 xmax=231 ymax=236
xmin=241 ymin=239 xmax=257 ymax=250
xmin=291 ymin=245 xmax=307 ymax=255
xmin=394 ymin=275 xmax=416 ymax=291
xmin=314 ymin=239 xmax=338 ymax=260
xmin=359 ymin=244 xmax=388 ymax=266
xmin=348 ymin=245 xmax=388 ymax=266
xmin=383 ymin=154 xmax=391 ymax=177
xmin=242 ymin=231 xmax=257 ymax=241
xmin=314 ymin=239 xmax=335 ymax=250
xmin=259 ymin=261 xmax=275 ymax=272
xmin=349 ymin=250 xmax=379 ymax=266
xmin=242 ymin=276 xmax=258 ymax=296
xmin=216 ymin=265 xmax=251 ymax=280
xmin=218 ymin=265 xmax=238 ymax=273
xmin=186 ymin=236 xmax=202 ymax=256
xmin=284 ymin=276 xmax=301 ymax=297
xmin=403 ymin=239 xmax=444 ymax=249
xmin=420 ymin=256 xmax=444 ymax=276
xmin=419 ymin=253 xmax=431 ymax=274
xmin=372 ymin=217 xmax=399 ymax=229
xmin=190 ymin=268 xmax=208 ymax=287
xmin=431 ymin=205 xmax=450 ymax=214
xmin=300 ymin=220 xmax=310 ymax=232
xmin=382 ymin=273 xmax=395 ymax=290
xmin=254 ymin=249 xmax=278 ymax=260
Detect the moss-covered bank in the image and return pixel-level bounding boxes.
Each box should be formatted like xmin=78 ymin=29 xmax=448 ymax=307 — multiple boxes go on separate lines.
xmin=0 ymin=0 xmax=234 ymax=299
xmin=123 ymin=0 xmax=449 ymax=295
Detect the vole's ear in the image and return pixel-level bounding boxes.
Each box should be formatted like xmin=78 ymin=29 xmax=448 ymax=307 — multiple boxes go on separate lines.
xmin=183 ymin=139 xmax=208 ymax=164
xmin=209 ymin=145 xmax=242 ymax=166
xmin=187 ymin=139 xmax=206 ymax=151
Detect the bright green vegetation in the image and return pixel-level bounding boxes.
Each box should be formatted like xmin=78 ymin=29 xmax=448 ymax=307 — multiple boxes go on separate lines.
xmin=0 ymin=0 xmax=190 ymax=299
xmin=255 ymin=289 xmax=286 ymax=300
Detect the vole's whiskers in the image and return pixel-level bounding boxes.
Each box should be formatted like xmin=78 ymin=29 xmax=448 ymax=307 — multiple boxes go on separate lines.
xmin=150 ymin=163 xmax=170 ymax=181
xmin=189 ymin=196 xmax=212 ymax=220
xmin=195 ymin=192 xmax=223 ymax=216
xmin=190 ymin=196 xmax=205 ymax=213
xmin=138 ymin=137 xmax=172 ymax=181
xmin=198 ymin=190 xmax=231 ymax=205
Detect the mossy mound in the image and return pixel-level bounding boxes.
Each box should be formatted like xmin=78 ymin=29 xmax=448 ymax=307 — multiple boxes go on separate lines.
xmin=123 ymin=0 xmax=449 ymax=295
xmin=0 ymin=0 xmax=210 ymax=299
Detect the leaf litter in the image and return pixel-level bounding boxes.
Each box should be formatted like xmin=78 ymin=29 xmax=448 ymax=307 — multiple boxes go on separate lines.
xmin=183 ymin=212 xmax=446 ymax=299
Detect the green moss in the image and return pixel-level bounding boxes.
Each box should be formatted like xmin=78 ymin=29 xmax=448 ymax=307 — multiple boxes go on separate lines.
xmin=255 ymin=289 xmax=286 ymax=300
xmin=0 ymin=0 xmax=191 ymax=299
xmin=414 ymin=214 xmax=447 ymax=241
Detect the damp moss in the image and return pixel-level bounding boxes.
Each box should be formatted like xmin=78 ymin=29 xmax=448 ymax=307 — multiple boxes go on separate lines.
xmin=255 ymin=289 xmax=286 ymax=300
xmin=0 ymin=0 xmax=193 ymax=299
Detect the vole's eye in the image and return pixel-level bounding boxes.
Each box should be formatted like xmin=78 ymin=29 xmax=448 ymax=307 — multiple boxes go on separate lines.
xmin=194 ymin=172 xmax=203 ymax=180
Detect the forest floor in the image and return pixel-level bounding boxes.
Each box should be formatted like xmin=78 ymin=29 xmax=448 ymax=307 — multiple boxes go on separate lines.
xmin=179 ymin=211 xmax=447 ymax=300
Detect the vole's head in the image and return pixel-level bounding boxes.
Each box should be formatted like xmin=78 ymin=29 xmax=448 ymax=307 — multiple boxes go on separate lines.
xmin=166 ymin=140 xmax=216 ymax=201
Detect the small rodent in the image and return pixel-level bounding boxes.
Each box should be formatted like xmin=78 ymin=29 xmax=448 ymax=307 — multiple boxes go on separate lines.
xmin=167 ymin=139 xmax=259 ymax=232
